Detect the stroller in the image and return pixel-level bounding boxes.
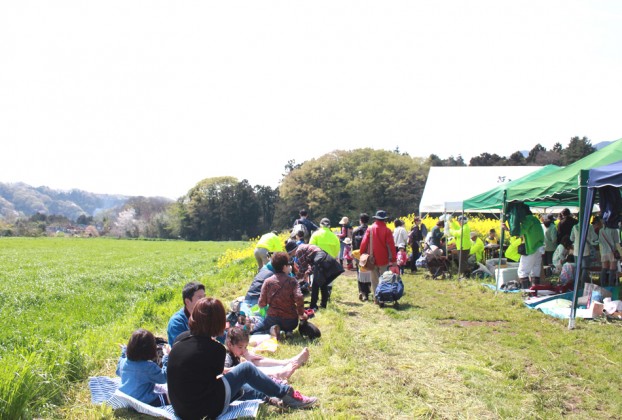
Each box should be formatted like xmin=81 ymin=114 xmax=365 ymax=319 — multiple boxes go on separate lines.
xmin=422 ymin=244 xmax=452 ymax=280
xmin=375 ymin=270 xmax=404 ymax=308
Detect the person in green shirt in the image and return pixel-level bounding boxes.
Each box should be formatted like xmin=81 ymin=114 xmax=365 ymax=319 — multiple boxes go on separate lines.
xmin=447 ymin=216 xmax=472 ymax=278
xmin=469 ymin=231 xmax=485 ymax=263
xmin=309 ymin=218 xmax=340 ymax=258
xmin=517 ymin=214 xmax=545 ymax=287
xmin=254 ymin=231 xmax=285 ymax=270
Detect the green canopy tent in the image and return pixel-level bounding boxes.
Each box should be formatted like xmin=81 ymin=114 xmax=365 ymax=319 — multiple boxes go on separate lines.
xmin=462 ymin=138 xmax=622 ymax=328
xmin=496 ymin=138 xmax=622 ymax=206
xmin=463 ymin=138 xmax=622 ymax=212
xmin=462 ymin=165 xmax=561 ymax=212
xmin=460 ymin=165 xmax=561 ymax=285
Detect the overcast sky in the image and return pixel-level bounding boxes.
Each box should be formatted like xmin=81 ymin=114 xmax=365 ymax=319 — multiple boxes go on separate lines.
xmin=1 ymin=1 xmax=621 ymax=199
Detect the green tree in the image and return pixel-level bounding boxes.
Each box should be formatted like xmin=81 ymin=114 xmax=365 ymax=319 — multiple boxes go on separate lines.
xmin=469 ymin=153 xmax=507 ymax=166
xmin=534 ymin=150 xmax=563 ymax=166
xmin=507 ymin=151 xmax=526 ymax=166
xmin=563 ymin=136 xmax=595 ymax=165
xmin=427 ymin=154 xmax=444 ymax=166
xmin=526 ymin=144 xmax=546 ymax=164
xmin=254 ymin=185 xmax=279 ymax=236
xmin=76 ymin=214 xmax=93 ymax=225
xmin=178 ymin=177 xmax=270 ymax=241
xmin=274 ymin=149 xmax=428 ymax=229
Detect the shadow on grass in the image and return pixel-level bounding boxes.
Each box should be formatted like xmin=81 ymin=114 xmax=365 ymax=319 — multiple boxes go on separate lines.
xmin=377 ymin=302 xmax=413 ymax=310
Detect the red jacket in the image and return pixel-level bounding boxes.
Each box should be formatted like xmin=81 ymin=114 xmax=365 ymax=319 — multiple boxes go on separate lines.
xmin=359 ymin=221 xmax=396 ymax=266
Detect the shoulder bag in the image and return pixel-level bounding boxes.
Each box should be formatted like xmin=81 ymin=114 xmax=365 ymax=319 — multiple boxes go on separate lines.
xmin=359 ymin=230 xmax=375 ymax=268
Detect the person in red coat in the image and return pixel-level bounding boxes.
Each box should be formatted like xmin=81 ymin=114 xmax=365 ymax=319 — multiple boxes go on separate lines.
xmin=359 ymin=210 xmax=396 ymax=304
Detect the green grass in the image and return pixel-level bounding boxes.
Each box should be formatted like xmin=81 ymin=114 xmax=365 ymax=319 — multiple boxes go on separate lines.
xmin=0 ymin=237 xmax=249 ymax=419
xmin=1 ymin=238 xmax=622 ymax=418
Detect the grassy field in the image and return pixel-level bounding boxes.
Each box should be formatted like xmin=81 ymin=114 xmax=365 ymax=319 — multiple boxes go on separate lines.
xmin=2 ymin=238 xmax=622 ymax=419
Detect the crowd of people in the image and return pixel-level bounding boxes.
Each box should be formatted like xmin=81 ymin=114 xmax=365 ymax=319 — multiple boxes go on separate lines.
xmin=113 ymin=206 xmax=621 ymax=418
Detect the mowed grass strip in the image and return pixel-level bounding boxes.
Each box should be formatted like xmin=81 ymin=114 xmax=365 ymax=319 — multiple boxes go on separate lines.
xmin=2 ymin=238 xmax=622 ymax=418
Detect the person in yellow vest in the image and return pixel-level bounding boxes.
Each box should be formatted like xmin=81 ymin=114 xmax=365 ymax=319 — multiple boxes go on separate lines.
xmin=309 ymin=218 xmax=340 ymax=258
xmin=447 ymin=216 xmax=472 ymax=278
xmin=254 ymin=231 xmax=285 ymax=270
xmin=469 ymin=231 xmax=485 ymax=263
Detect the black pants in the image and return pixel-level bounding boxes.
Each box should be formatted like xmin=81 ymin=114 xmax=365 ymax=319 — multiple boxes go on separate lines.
xmin=410 ymin=242 xmax=421 ymax=272
xmin=310 ymin=281 xmax=329 ymax=309
xmin=308 ymin=251 xmax=343 ymax=309
xmin=358 ymin=280 xmax=371 ymax=296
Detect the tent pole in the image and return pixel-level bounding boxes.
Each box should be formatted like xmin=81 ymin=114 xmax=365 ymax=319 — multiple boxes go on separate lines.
xmin=496 ymin=191 xmax=507 ymax=295
xmin=568 ymin=170 xmax=590 ymax=330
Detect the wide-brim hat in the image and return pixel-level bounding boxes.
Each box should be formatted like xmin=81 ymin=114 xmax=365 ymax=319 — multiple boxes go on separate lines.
xmin=372 ymin=210 xmax=388 ymax=220
xmin=339 ymin=216 xmax=349 ymax=225
xmin=343 ymin=237 xmax=352 ymax=245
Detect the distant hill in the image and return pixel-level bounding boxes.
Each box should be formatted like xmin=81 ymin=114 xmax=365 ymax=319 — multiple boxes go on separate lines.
xmin=593 ymin=141 xmax=612 ymax=150
xmin=0 ymin=182 xmax=131 ymax=220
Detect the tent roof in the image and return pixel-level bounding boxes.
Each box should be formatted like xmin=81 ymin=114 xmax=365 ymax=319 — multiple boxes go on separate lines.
xmin=419 ymin=166 xmax=543 ymax=214
xmin=588 ymin=160 xmax=622 ymax=188
xmin=504 ymin=138 xmax=622 ymax=205
xmin=462 ymin=165 xmax=560 ymax=211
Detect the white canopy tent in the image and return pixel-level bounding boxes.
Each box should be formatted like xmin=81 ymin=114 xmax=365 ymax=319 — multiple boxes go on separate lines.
xmin=419 ymin=166 xmax=544 ymax=215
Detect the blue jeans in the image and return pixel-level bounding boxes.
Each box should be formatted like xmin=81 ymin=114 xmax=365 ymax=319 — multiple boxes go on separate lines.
xmin=223 ymin=362 xmax=289 ymax=401
xmin=252 ymin=315 xmax=298 ymax=334
xmin=339 ymin=241 xmax=346 ymax=260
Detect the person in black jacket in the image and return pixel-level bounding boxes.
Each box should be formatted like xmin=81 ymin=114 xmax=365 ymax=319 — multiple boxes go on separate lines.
xmin=556 ymin=208 xmax=577 ymax=245
xmin=167 ymin=297 xmax=317 ymax=419
xmin=408 ymin=216 xmax=427 ymax=273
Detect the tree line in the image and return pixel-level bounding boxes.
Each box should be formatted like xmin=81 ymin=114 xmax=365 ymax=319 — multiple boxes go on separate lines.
xmin=0 ymin=137 xmax=597 ymax=240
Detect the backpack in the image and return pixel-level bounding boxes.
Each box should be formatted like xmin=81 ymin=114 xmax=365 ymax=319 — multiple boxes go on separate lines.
xmin=298 ymin=319 xmax=321 ymax=339
xmin=291 ymin=222 xmax=309 ymax=240
xmin=375 ymin=271 xmax=405 ymax=302
xmin=352 ymin=225 xmax=367 ymax=250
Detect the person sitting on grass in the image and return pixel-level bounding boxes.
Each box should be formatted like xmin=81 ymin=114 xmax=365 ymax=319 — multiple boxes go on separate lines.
xmin=167 ymin=297 xmax=317 ymax=419
xmin=167 ymin=281 xmax=205 ymax=345
xmin=225 ymin=326 xmax=309 ymax=381
xmin=116 ymin=328 xmax=169 ymax=407
xmin=252 ymin=251 xmax=308 ymax=338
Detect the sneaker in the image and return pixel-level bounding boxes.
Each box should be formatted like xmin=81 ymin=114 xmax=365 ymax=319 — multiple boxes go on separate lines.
xmin=281 ymin=388 xmax=318 ymax=409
